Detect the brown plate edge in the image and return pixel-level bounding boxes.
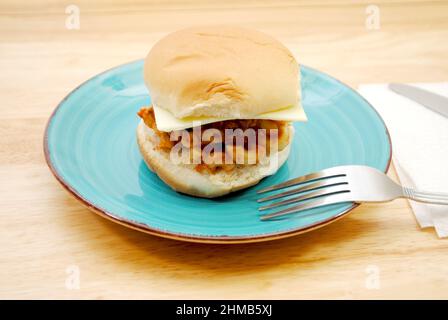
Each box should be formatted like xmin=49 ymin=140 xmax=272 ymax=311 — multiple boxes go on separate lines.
xmin=43 ymin=61 xmax=393 ymax=244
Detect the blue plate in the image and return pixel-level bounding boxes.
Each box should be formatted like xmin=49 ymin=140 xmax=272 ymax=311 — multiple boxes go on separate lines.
xmin=45 ymin=60 xmax=391 ymax=243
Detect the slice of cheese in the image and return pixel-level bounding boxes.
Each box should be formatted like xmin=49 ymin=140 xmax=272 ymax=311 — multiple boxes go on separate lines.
xmin=153 ymin=103 xmax=307 ymax=132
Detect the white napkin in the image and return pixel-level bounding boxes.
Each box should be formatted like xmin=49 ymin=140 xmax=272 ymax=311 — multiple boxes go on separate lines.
xmin=358 ymin=83 xmax=448 ymax=238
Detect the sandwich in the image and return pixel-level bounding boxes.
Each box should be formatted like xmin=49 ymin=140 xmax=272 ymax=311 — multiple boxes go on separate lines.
xmin=137 ymin=25 xmax=306 ymax=198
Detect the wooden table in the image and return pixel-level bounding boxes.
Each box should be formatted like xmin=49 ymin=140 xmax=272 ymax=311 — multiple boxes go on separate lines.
xmin=1 ymin=0 xmax=447 ymax=299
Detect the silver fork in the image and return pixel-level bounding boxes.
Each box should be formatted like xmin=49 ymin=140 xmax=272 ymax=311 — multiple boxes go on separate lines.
xmin=257 ymin=165 xmax=448 ymax=221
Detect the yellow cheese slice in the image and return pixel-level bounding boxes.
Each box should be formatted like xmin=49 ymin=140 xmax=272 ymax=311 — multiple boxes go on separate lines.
xmin=153 ymin=103 xmax=307 ymax=132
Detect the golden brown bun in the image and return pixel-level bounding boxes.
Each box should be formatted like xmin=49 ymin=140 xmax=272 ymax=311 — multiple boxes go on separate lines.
xmin=144 ymin=25 xmax=300 ymax=119
xmin=136 ymin=120 xmax=294 ymax=198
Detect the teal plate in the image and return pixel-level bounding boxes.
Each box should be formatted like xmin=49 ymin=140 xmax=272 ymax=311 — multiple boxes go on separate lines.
xmin=45 ymin=60 xmax=391 ymax=244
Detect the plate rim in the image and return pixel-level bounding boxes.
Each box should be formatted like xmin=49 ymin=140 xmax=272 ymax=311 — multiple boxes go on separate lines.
xmin=44 ymin=60 xmax=392 ymax=244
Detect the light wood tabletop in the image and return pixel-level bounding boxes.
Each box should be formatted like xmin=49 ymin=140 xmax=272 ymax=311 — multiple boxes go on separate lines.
xmin=1 ymin=0 xmax=448 ymax=299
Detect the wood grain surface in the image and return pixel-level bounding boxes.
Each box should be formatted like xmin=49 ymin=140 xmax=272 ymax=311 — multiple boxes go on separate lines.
xmin=1 ymin=0 xmax=447 ymax=299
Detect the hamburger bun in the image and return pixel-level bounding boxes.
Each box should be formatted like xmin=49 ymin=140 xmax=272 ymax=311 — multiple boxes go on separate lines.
xmin=137 ymin=120 xmax=294 ymax=198
xmin=144 ymin=25 xmax=300 ymax=119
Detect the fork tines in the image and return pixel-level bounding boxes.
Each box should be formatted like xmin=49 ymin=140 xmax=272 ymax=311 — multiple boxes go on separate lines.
xmin=257 ymin=171 xmax=351 ymax=221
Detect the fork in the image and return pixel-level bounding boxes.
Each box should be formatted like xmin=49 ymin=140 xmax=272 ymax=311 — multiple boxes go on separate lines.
xmin=257 ymin=165 xmax=448 ymax=221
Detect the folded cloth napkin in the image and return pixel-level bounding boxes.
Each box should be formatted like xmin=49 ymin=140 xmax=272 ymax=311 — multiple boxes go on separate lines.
xmin=358 ymin=83 xmax=448 ymax=238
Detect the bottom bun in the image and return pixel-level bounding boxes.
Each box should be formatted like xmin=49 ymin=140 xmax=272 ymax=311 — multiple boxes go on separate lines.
xmin=136 ymin=120 xmax=294 ymax=198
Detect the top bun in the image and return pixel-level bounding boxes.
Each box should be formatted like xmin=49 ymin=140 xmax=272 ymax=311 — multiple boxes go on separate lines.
xmin=144 ymin=25 xmax=300 ymax=119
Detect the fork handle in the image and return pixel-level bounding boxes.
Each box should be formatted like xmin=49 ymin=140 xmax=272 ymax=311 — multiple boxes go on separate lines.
xmin=403 ymin=188 xmax=448 ymax=205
